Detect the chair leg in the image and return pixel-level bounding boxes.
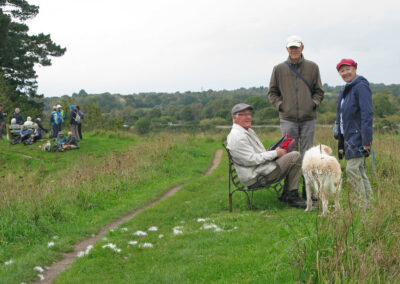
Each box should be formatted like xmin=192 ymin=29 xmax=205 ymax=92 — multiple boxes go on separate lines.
xmin=229 ymin=193 xmax=233 ymax=212
xmin=244 ymin=191 xmax=251 ymax=210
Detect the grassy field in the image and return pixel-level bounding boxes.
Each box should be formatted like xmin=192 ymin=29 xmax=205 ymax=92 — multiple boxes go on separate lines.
xmin=1 ymin=128 xmax=399 ymax=283
xmin=0 ymin=131 xmax=219 ymax=283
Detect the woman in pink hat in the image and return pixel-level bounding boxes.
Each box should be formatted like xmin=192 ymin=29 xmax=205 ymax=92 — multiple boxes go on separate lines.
xmin=335 ymin=59 xmax=373 ymax=206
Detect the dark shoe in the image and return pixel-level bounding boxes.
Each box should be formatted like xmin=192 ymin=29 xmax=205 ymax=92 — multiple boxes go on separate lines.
xmin=280 ymin=190 xmax=307 ymax=209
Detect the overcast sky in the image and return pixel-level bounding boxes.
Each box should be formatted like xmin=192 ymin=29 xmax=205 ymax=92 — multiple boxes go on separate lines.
xmin=28 ymin=0 xmax=400 ymax=97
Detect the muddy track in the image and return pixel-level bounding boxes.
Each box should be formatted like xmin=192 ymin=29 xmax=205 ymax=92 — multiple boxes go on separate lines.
xmin=35 ymin=149 xmax=223 ymax=284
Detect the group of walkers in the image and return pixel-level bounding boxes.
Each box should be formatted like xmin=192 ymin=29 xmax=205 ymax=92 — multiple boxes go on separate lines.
xmin=227 ymin=35 xmax=373 ymax=209
xmin=0 ymin=103 xmax=84 ymax=152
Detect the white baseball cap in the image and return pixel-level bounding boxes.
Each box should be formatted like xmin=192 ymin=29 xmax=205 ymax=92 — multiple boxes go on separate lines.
xmin=56 ymin=104 xmax=62 ymax=108
xmin=286 ymin=35 xmax=303 ymax=48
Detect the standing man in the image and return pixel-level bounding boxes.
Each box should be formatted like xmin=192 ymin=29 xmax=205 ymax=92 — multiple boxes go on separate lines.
xmin=56 ymin=104 xmax=65 ymax=132
xmin=69 ymin=105 xmax=80 ymax=142
xmin=268 ymin=35 xmax=324 ymax=198
xmin=0 ymin=103 xmax=7 ymax=140
xmin=50 ymin=106 xmax=59 ymax=138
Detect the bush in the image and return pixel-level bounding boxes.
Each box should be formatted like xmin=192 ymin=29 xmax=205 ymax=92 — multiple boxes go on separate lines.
xmin=134 ymin=117 xmax=151 ymax=134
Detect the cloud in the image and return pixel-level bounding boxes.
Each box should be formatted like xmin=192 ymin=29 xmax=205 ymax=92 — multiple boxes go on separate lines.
xmin=28 ymin=0 xmax=400 ymax=96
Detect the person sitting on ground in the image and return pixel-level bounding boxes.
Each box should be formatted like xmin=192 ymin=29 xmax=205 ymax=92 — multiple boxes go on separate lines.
xmin=61 ymin=131 xmax=79 ymax=150
xmin=25 ymin=123 xmax=42 ymax=145
xmin=12 ymin=108 xmax=24 ymax=125
xmin=33 ymin=117 xmax=48 ymax=134
xmin=226 ymin=103 xmax=306 ymax=208
xmin=54 ymin=131 xmax=67 ymax=151
xmin=24 ymin=116 xmax=34 ymax=127
xmin=13 ymin=125 xmax=30 ymax=144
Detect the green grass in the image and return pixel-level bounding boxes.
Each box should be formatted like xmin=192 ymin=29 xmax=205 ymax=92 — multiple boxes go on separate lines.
xmin=1 ymin=128 xmax=399 ymax=283
xmin=55 ymin=154 xmax=317 ymax=283
xmin=0 ymin=132 xmax=219 ymax=284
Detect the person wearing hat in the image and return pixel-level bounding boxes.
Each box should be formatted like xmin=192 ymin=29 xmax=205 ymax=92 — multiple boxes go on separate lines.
xmin=50 ymin=106 xmax=59 ymax=138
xmin=69 ymin=105 xmax=80 ymax=142
xmin=268 ymin=35 xmax=324 ymax=198
xmin=0 ymin=103 xmax=7 ymax=140
xmin=55 ymin=131 xmax=67 ymax=151
xmin=335 ymin=58 xmax=373 ymax=205
xmin=56 ymin=104 xmax=65 ymax=132
xmin=226 ymin=103 xmax=306 ymax=208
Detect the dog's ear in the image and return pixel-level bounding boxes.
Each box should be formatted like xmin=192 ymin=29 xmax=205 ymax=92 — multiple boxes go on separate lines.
xmin=322 ymin=145 xmax=332 ymax=155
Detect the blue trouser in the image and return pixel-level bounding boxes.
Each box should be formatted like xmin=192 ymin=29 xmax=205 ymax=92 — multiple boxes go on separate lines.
xmin=52 ymin=124 xmax=59 ymax=138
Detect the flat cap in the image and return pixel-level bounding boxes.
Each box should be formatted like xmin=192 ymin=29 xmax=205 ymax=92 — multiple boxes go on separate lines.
xmin=231 ymin=103 xmax=253 ymax=115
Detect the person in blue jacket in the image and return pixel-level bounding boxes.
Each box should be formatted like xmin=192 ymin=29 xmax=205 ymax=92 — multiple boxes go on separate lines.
xmin=336 ymin=58 xmax=373 ymax=205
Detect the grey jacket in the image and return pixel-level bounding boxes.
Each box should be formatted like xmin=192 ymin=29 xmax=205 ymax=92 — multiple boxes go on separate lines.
xmin=268 ymin=55 xmax=324 ymax=122
xmin=227 ymin=123 xmax=277 ymax=186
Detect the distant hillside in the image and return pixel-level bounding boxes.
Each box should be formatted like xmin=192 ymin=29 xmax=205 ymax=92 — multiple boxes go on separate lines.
xmin=37 ymin=83 xmax=400 ymax=132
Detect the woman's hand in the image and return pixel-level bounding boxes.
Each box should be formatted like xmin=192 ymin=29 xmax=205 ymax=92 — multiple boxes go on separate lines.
xmin=363 ymin=146 xmax=371 ymax=152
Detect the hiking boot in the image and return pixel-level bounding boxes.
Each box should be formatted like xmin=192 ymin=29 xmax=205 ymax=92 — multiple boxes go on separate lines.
xmin=280 ymin=190 xmax=307 ymax=209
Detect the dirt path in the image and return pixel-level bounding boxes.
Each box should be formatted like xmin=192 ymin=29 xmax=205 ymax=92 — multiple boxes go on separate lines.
xmin=36 ymin=149 xmax=223 ymax=284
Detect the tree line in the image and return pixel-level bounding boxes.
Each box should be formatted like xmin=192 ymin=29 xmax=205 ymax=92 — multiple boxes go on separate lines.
xmin=37 ymin=84 xmax=400 ymax=134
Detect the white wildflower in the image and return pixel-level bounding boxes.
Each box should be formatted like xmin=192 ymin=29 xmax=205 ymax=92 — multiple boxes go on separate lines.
xmin=133 ymin=230 xmax=147 ymax=236
xmin=197 ymin=218 xmax=207 ymax=222
xmin=173 ymin=226 xmax=183 ymax=235
xmin=5 ymin=260 xmax=14 ymax=265
xmin=47 ymin=241 xmax=55 ymax=248
xmin=102 ymin=243 xmax=121 ymax=253
xmin=34 ymin=266 xmax=44 ymax=273
xmin=121 ymin=227 xmax=128 ymax=232
xmin=201 ymin=223 xmax=223 ymax=232
xmin=158 ymin=234 xmax=164 ymax=239
xmin=128 ymin=241 xmax=138 ymax=245
xmin=38 ymin=274 xmax=45 ymax=281
xmin=52 ymin=236 xmax=59 ymax=240
xmin=148 ymin=226 xmax=158 ymax=231
xmin=139 ymin=243 xmax=153 ymax=248
xmin=102 ymin=237 xmax=108 ymax=241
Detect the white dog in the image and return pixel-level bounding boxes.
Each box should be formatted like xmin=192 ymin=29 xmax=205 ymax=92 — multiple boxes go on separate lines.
xmin=302 ymin=145 xmax=342 ymax=215
xmin=40 ymin=140 xmax=51 ymax=151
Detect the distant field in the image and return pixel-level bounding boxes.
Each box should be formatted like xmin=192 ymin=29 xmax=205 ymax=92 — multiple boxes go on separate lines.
xmin=1 ymin=128 xmax=399 ymax=283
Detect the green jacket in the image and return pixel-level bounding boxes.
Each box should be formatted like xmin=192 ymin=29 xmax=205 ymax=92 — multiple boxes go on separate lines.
xmin=56 ymin=135 xmax=67 ymax=145
xmin=268 ymin=55 xmax=324 ymax=122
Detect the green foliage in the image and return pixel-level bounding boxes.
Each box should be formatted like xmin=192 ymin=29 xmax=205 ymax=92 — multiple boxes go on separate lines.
xmin=34 ymin=83 xmax=400 ymax=131
xmin=372 ymin=93 xmax=397 ymax=118
xmin=0 ymin=0 xmax=66 ymax=114
xmin=134 ymin=117 xmax=151 ymax=134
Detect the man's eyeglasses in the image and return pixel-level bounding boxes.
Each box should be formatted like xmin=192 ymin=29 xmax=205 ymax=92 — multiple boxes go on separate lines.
xmin=236 ymin=112 xmax=252 ymax=117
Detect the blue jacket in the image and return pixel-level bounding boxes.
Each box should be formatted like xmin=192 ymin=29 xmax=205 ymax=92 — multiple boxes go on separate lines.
xmin=336 ymin=75 xmax=373 ymax=159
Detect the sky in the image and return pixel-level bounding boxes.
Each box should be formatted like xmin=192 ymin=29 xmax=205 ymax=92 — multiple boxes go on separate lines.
xmin=27 ymin=0 xmax=400 ymax=97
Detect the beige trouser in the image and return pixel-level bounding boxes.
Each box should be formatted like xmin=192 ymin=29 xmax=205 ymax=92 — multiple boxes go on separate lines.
xmin=70 ymin=124 xmax=80 ymax=142
xmin=346 ymin=157 xmax=373 ymax=204
xmin=255 ymin=152 xmax=302 ymax=191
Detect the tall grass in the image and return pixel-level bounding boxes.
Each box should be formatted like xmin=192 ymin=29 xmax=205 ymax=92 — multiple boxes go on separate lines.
xmin=296 ymin=128 xmax=400 ymax=282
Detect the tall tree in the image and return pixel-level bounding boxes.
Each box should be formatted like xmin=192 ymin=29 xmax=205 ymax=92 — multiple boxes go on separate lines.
xmin=0 ymin=0 xmax=66 ymax=115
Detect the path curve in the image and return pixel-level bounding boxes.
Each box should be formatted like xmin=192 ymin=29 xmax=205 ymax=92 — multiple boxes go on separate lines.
xmin=36 ymin=149 xmax=223 ymax=284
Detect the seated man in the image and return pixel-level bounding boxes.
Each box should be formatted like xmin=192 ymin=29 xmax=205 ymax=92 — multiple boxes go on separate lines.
xmin=61 ymin=131 xmax=79 ymax=150
xmin=54 ymin=131 xmax=67 ymax=151
xmin=227 ymin=103 xmax=306 ymax=208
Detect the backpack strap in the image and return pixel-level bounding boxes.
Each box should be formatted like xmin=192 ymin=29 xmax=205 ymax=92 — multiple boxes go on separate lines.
xmin=285 ymin=61 xmax=313 ymax=95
